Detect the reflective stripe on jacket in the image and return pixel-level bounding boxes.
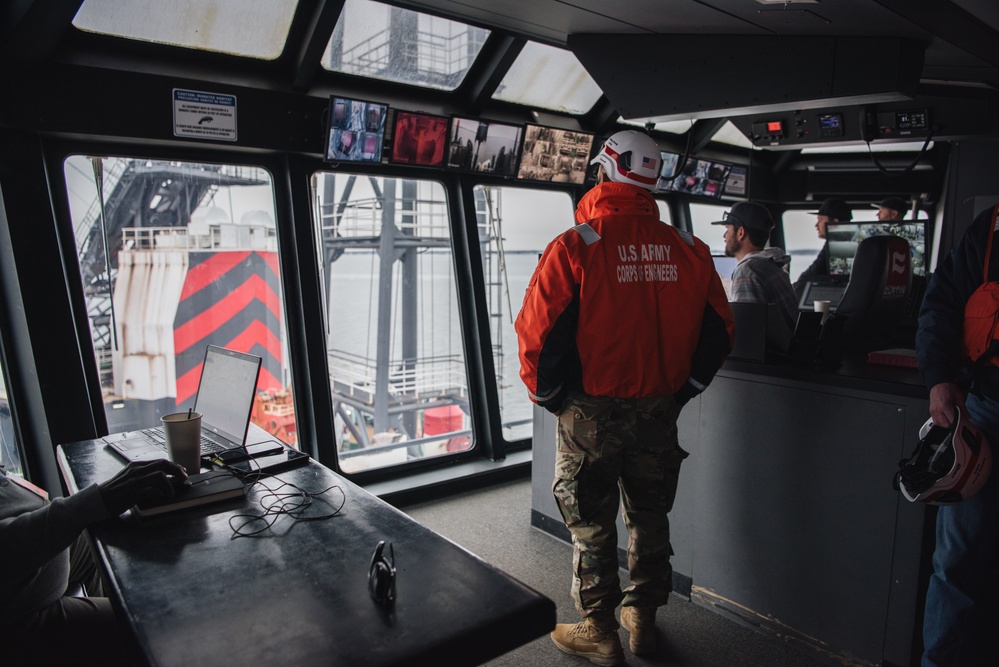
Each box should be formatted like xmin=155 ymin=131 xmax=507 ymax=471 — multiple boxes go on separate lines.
xmin=515 ymin=182 xmax=735 ymax=403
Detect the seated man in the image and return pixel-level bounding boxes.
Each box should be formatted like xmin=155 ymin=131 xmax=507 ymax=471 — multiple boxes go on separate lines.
xmin=872 ymin=195 xmax=908 ymax=221
xmin=713 ymin=201 xmax=798 ymax=333
xmin=792 ymin=197 xmax=853 ymax=297
xmin=1 ymin=458 xmax=186 ymax=664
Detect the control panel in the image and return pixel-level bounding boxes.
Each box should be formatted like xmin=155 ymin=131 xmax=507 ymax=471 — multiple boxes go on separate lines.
xmin=872 ymin=109 xmax=930 ymax=139
xmin=737 ymin=105 xmax=934 ymax=149
xmin=748 ymin=109 xmax=844 ymax=146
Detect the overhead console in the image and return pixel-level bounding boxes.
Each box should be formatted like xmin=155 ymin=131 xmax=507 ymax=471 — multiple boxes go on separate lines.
xmin=567 ymin=34 xmax=924 ymax=121
xmin=729 ymin=95 xmax=994 ymax=150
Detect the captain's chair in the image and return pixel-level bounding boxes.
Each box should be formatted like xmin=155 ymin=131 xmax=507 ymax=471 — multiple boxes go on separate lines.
xmin=836 ymin=235 xmax=913 ymax=352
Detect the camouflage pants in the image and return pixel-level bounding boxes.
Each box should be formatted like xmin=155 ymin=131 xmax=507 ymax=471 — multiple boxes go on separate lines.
xmin=553 ymin=392 xmax=688 ymax=617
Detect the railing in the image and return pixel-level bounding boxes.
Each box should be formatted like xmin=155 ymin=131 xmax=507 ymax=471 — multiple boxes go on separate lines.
xmin=121 ymin=225 xmax=278 ymax=252
xmin=338 ymin=26 xmax=486 ymax=82
xmin=328 ymin=349 xmax=467 ymax=407
xmin=319 ymin=196 xmax=451 ymax=240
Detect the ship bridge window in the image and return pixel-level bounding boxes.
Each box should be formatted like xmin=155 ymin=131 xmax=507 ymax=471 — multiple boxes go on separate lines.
xmin=472 ymin=186 xmax=575 ymax=442
xmin=322 ymin=0 xmax=490 ymax=91
xmin=313 ymin=174 xmax=471 ymax=473
xmin=72 ymin=0 xmax=298 ymax=60
xmin=783 ymin=209 xmax=830 ymax=286
xmin=493 ymin=42 xmax=603 ymax=115
xmin=0 ymin=357 xmax=20 ymax=476
xmin=711 ymin=121 xmax=755 ymax=149
xmin=689 ymin=202 xmax=730 ymax=256
xmin=63 ymin=156 xmax=297 ymax=445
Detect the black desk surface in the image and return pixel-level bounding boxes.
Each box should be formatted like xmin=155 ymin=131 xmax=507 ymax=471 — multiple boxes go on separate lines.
xmin=57 ymin=439 xmax=555 ymax=667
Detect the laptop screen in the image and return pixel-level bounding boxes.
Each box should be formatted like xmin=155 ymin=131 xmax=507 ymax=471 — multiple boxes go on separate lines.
xmin=193 ymin=346 xmax=262 ymax=445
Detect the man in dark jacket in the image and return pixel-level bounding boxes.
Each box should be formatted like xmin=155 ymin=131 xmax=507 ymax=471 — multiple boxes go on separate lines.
xmin=516 ymin=130 xmax=734 ymax=665
xmin=792 ymin=197 xmax=853 ymax=297
xmin=1 ymin=458 xmax=185 ymax=664
xmin=915 ymin=202 xmax=999 ymax=667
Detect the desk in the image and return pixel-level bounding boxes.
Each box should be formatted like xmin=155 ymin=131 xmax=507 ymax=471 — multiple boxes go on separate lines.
xmin=58 ymin=439 xmax=555 ymax=666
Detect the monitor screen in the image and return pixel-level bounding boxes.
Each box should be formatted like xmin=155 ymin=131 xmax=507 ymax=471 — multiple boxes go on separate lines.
xmin=325 ymin=96 xmax=388 ymax=163
xmin=658 ymin=152 xmax=731 ymax=198
xmin=390 ymin=110 xmax=449 ymax=167
xmin=826 ymin=221 xmax=926 ymax=277
xmin=517 ymin=124 xmax=594 ymax=184
xmin=446 ymin=117 xmax=523 ymax=176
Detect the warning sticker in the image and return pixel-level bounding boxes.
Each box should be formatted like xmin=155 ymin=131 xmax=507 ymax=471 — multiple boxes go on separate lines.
xmin=173 ymin=88 xmax=237 ymax=141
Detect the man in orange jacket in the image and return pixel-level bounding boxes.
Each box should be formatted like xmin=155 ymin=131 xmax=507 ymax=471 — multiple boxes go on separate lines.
xmin=516 ymin=130 xmax=734 ymax=665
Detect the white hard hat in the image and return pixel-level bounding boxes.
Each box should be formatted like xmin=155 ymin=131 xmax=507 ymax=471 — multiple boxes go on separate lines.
xmin=590 ymin=130 xmax=661 ymax=191
xmin=896 ymin=406 xmax=992 ymax=504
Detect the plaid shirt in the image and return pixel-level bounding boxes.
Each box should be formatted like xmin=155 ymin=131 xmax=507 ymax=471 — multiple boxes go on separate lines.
xmin=730 ymin=247 xmax=798 ymax=330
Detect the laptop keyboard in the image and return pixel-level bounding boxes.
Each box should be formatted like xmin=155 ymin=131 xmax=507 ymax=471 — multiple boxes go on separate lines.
xmin=141 ymin=427 xmax=229 ymax=453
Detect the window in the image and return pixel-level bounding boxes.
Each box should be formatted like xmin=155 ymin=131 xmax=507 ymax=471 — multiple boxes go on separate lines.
xmin=314 ymin=174 xmax=470 ymax=473
xmin=64 ymin=157 xmax=296 ymax=446
xmin=711 ymin=121 xmax=755 ymax=149
xmin=0 ymin=358 xmax=20 ymax=476
xmin=493 ymin=42 xmax=603 ymax=114
xmin=73 ymin=0 xmax=298 ymax=60
xmin=783 ymin=210 xmax=827 ymax=286
xmin=655 ymin=200 xmax=673 ymax=225
xmin=473 ymin=187 xmax=574 ymax=442
xmin=323 ymin=0 xmax=490 ymax=91
xmin=689 ymin=202 xmax=729 ymax=255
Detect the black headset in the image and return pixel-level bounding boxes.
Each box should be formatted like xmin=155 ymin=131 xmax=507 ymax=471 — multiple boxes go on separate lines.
xmin=368 ymin=540 xmax=396 ymax=605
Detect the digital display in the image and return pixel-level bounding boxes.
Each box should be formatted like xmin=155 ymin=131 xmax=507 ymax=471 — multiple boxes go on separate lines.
xmin=767 ymin=121 xmax=783 ymax=134
xmin=817 ymin=113 xmax=844 ymax=138
xmin=818 ymin=114 xmax=842 ymax=130
xmin=390 ymin=110 xmax=449 ymax=167
xmin=827 ymin=222 xmax=927 ymax=277
xmin=517 ymin=124 xmax=594 ymax=185
xmin=325 ymin=96 xmax=388 ymax=163
xmin=446 ymin=117 xmax=523 ymax=176
xmin=658 ymin=151 xmax=732 ymax=199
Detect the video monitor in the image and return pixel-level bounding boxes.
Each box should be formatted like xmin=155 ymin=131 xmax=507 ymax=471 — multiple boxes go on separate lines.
xmin=446 ymin=116 xmax=523 ymax=177
xmin=390 ymin=110 xmax=449 ymax=167
xmin=517 ymin=124 xmax=595 ymax=185
xmin=325 ymin=96 xmax=388 ymax=163
xmin=826 ymin=221 xmax=927 ymax=277
xmin=658 ymin=152 xmax=731 ymax=198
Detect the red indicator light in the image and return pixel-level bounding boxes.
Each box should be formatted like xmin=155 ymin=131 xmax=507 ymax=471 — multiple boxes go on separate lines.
xmin=767 ymin=121 xmax=783 ymax=133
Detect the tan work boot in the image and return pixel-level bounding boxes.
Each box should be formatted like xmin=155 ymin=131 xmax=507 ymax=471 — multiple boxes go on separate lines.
xmin=620 ymin=605 xmax=657 ymax=655
xmin=550 ymin=615 xmax=624 ymax=666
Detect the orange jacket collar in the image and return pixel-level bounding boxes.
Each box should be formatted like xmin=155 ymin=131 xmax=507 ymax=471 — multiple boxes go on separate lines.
xmin=575 ymin=182 xmax=659 ymax=225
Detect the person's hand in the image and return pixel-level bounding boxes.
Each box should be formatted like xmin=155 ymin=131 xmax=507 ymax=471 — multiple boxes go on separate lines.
xmin=928 ymin=382 xmax=965 ymax=429
xmin=98 ymin=459 xmax=188 ymax=516
xmin=539 ymin=387 xmax=567 ymax=415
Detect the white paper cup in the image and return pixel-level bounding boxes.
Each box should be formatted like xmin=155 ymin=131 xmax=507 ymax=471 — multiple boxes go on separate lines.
xmin=813 ymin=300 xmax=831 ymax=314
xmin=161 ymin=412 xmax=202 ymax=473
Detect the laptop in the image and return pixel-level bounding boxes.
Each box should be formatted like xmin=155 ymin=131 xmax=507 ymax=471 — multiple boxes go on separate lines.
xmin=798 ymin=280 xmax=847 ymax=312
xmin=106 ymin=346 xmax=263 ymax=464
